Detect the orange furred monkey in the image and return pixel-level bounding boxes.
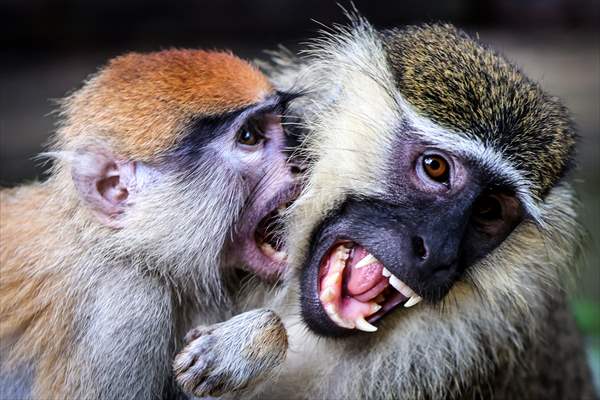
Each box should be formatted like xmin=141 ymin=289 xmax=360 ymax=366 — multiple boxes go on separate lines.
xmin=0 ymin=49 xmax=299 ymax=399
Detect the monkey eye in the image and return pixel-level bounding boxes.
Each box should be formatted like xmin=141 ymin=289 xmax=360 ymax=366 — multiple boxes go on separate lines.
xmin=472 ymin=194 xmax=503 ymax=223
xmin=236 ymin=118 xmax=265 ymax=147
xmin=422 ymin=154 xmax=450 ymax=184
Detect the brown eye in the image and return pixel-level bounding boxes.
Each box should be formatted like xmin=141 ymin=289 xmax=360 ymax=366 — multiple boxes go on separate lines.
xmin=473 ymin=195 xmax=503 ymax=222
xmin=423 ymin=155 xmax=449 ymax=183
xmin=238 ymin=130 xmax=260 ymax=145
xmin=237 ymin=119 xmax=264 ymax=146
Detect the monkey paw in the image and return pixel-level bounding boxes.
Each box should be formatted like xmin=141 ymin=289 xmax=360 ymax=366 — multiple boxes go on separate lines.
xmin=173 ymin=309 xmax=288 ymax=398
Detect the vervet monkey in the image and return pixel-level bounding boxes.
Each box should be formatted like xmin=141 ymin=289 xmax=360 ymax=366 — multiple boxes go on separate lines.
xmin=0 ymin=49 xmax=299 ymax=399
xmin=174 ymin=19 xmax=597 ymax=400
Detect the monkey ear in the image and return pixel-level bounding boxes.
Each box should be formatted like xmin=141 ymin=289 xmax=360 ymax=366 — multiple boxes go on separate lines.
xmin=70 ymin=150 xmax=137 ymax=229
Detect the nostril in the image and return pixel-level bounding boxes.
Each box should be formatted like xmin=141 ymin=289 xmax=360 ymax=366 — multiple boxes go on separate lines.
xmin=412 ymin=236 xmax=427 ymax=260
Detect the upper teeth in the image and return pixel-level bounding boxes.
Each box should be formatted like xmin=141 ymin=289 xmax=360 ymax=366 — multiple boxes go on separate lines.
xmin=389 ymin=275 xmax=414 ymax=297
xmin=404 ymin=295 xmax=423 ymax=308
xmin=354 ymin=254 xmax=379 ymax=269
xmin=354 ymin=254 xmax=423 ymax=309
xmin=386 ymin=270 xmax=422 ymax=308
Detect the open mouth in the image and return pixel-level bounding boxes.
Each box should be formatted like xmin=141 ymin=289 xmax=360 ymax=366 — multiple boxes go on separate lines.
xmin=254 ymin=202 xmax=293 ymax=263
xmin=233 ymin=183 xmax=301 ymax=281
xmin=318 ymin=241 xmax=423 ymax=332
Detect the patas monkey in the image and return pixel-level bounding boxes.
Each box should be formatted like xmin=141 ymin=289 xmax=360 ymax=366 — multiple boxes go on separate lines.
xmin=0 ymin=49 xmax=299 ymax=399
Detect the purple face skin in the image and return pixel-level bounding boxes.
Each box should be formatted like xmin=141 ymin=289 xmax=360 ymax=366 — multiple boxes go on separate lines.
xmin=164 ymin=92 xmax=301 ymax=282
xmin=223 ymin=112 xmax=301 ymax=281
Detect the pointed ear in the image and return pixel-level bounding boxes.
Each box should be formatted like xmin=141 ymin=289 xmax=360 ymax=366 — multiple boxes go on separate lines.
xmin=71 ymin=149 xmax=137 ymax=229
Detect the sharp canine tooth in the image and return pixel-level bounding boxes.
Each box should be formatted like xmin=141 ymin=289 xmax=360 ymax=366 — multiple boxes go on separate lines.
xmin=388 ymin=275 xmax=404 ymax=293
xmin=370 ymin=303 xmax=382 ymax=314
xmin=389 ymin=275 xmax=415 ymax=298
xmin=354 ymin=254 xmax=378 ymax=269
xmin=324 ymin=304 xmax=354 ymax=329
xmin=355 ymin=317 xmax=378 ymax=332
xmin=404 ymin=296 xmax=422 ymax=308
xmin=382 ymin=268 xmax=391 ymax=277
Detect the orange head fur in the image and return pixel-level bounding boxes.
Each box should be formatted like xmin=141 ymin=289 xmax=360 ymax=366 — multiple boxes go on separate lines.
xmin=59 ymin=49 xmax=273 ymax=160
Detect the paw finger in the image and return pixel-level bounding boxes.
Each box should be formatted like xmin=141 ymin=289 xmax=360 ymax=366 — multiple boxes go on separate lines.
xmin=192 ymin=372 xmax=232 ymax=398
xmin=178 ymin=358 xmax=211 ymax=393
xmin=173 ymin=350 xmax=196 ymax=374
xmin=184 ymin=326 xmax=212 ymax=343
xmin=175 ymin=334 xmax=215 ymax=374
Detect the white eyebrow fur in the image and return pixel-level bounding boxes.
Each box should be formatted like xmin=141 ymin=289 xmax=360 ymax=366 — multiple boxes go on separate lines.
xmin=397 ymin=97 xmax=543 ymax=224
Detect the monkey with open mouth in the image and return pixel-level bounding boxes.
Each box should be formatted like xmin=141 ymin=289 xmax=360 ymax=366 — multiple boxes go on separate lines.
xmin=174 ymin=17 xmax=597 ymax=400
xmin=0 ymin=50 xmax=301 ymax=399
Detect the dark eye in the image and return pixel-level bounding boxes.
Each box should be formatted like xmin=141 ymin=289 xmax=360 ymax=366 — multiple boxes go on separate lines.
xmin=237 ymin=118 xmax=264 ymax=146
xmin=472 ymin=194 xmax=503 ymax=222
xmin=423 ymin=155 xmax=450 ymax=183
xmin=238 ymin=130 xmax=260 ymax=146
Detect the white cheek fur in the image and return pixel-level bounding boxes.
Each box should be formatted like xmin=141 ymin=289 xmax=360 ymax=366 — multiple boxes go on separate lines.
xmin=133 ymin=161 xmax=163 ymax=192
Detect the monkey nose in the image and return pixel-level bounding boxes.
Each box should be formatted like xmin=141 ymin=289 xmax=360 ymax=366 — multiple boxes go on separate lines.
xmin=411 ymin=233 xmax=460 ymax=285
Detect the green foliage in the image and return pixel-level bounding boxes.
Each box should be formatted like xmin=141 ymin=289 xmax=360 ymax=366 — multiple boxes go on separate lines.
xmin=573 ymin=300 xmax=600 ymax=336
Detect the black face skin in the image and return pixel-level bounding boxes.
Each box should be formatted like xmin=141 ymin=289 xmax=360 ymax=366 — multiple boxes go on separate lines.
xmin=301 ymin=139 xmax=524 ymax=336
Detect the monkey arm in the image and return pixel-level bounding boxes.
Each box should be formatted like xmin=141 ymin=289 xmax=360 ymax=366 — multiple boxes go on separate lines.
xmin=174 ymin=309 xmax=287 ymax=398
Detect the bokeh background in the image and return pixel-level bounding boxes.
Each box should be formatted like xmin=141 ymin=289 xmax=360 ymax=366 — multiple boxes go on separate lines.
xmin=1 ymin=0 xmax=599 ymax=388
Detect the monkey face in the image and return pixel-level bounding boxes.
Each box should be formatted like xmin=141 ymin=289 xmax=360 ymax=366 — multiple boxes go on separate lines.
xmin=61 ymin=50 xmax=303 ymax=283
xmin=207 ymin=103 xmax=302 ymax=280
xmin=300 ymin=141 xmax=524 ymax=335
xmin=144 ymin=93 xmax=302 ymax=281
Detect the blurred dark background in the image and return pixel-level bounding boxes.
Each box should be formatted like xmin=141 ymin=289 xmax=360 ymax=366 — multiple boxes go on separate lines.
xmin=1 ymin=0 xmax=599 ymax=382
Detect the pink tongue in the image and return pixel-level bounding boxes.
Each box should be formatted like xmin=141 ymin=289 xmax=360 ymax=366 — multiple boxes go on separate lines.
xmin=354 ymin=279 xmax=389 ymax=302
xmin=339 ymin=297 xmax=377 ymax=320
xmin=345 ymin=247 xmax=387 ymax=297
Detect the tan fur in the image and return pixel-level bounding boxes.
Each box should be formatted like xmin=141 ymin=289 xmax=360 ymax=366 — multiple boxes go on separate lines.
xmin=245 ymin=319 xmax=288 ymax=361
xmin=1 ymin=180 xmax=84 ymax=396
